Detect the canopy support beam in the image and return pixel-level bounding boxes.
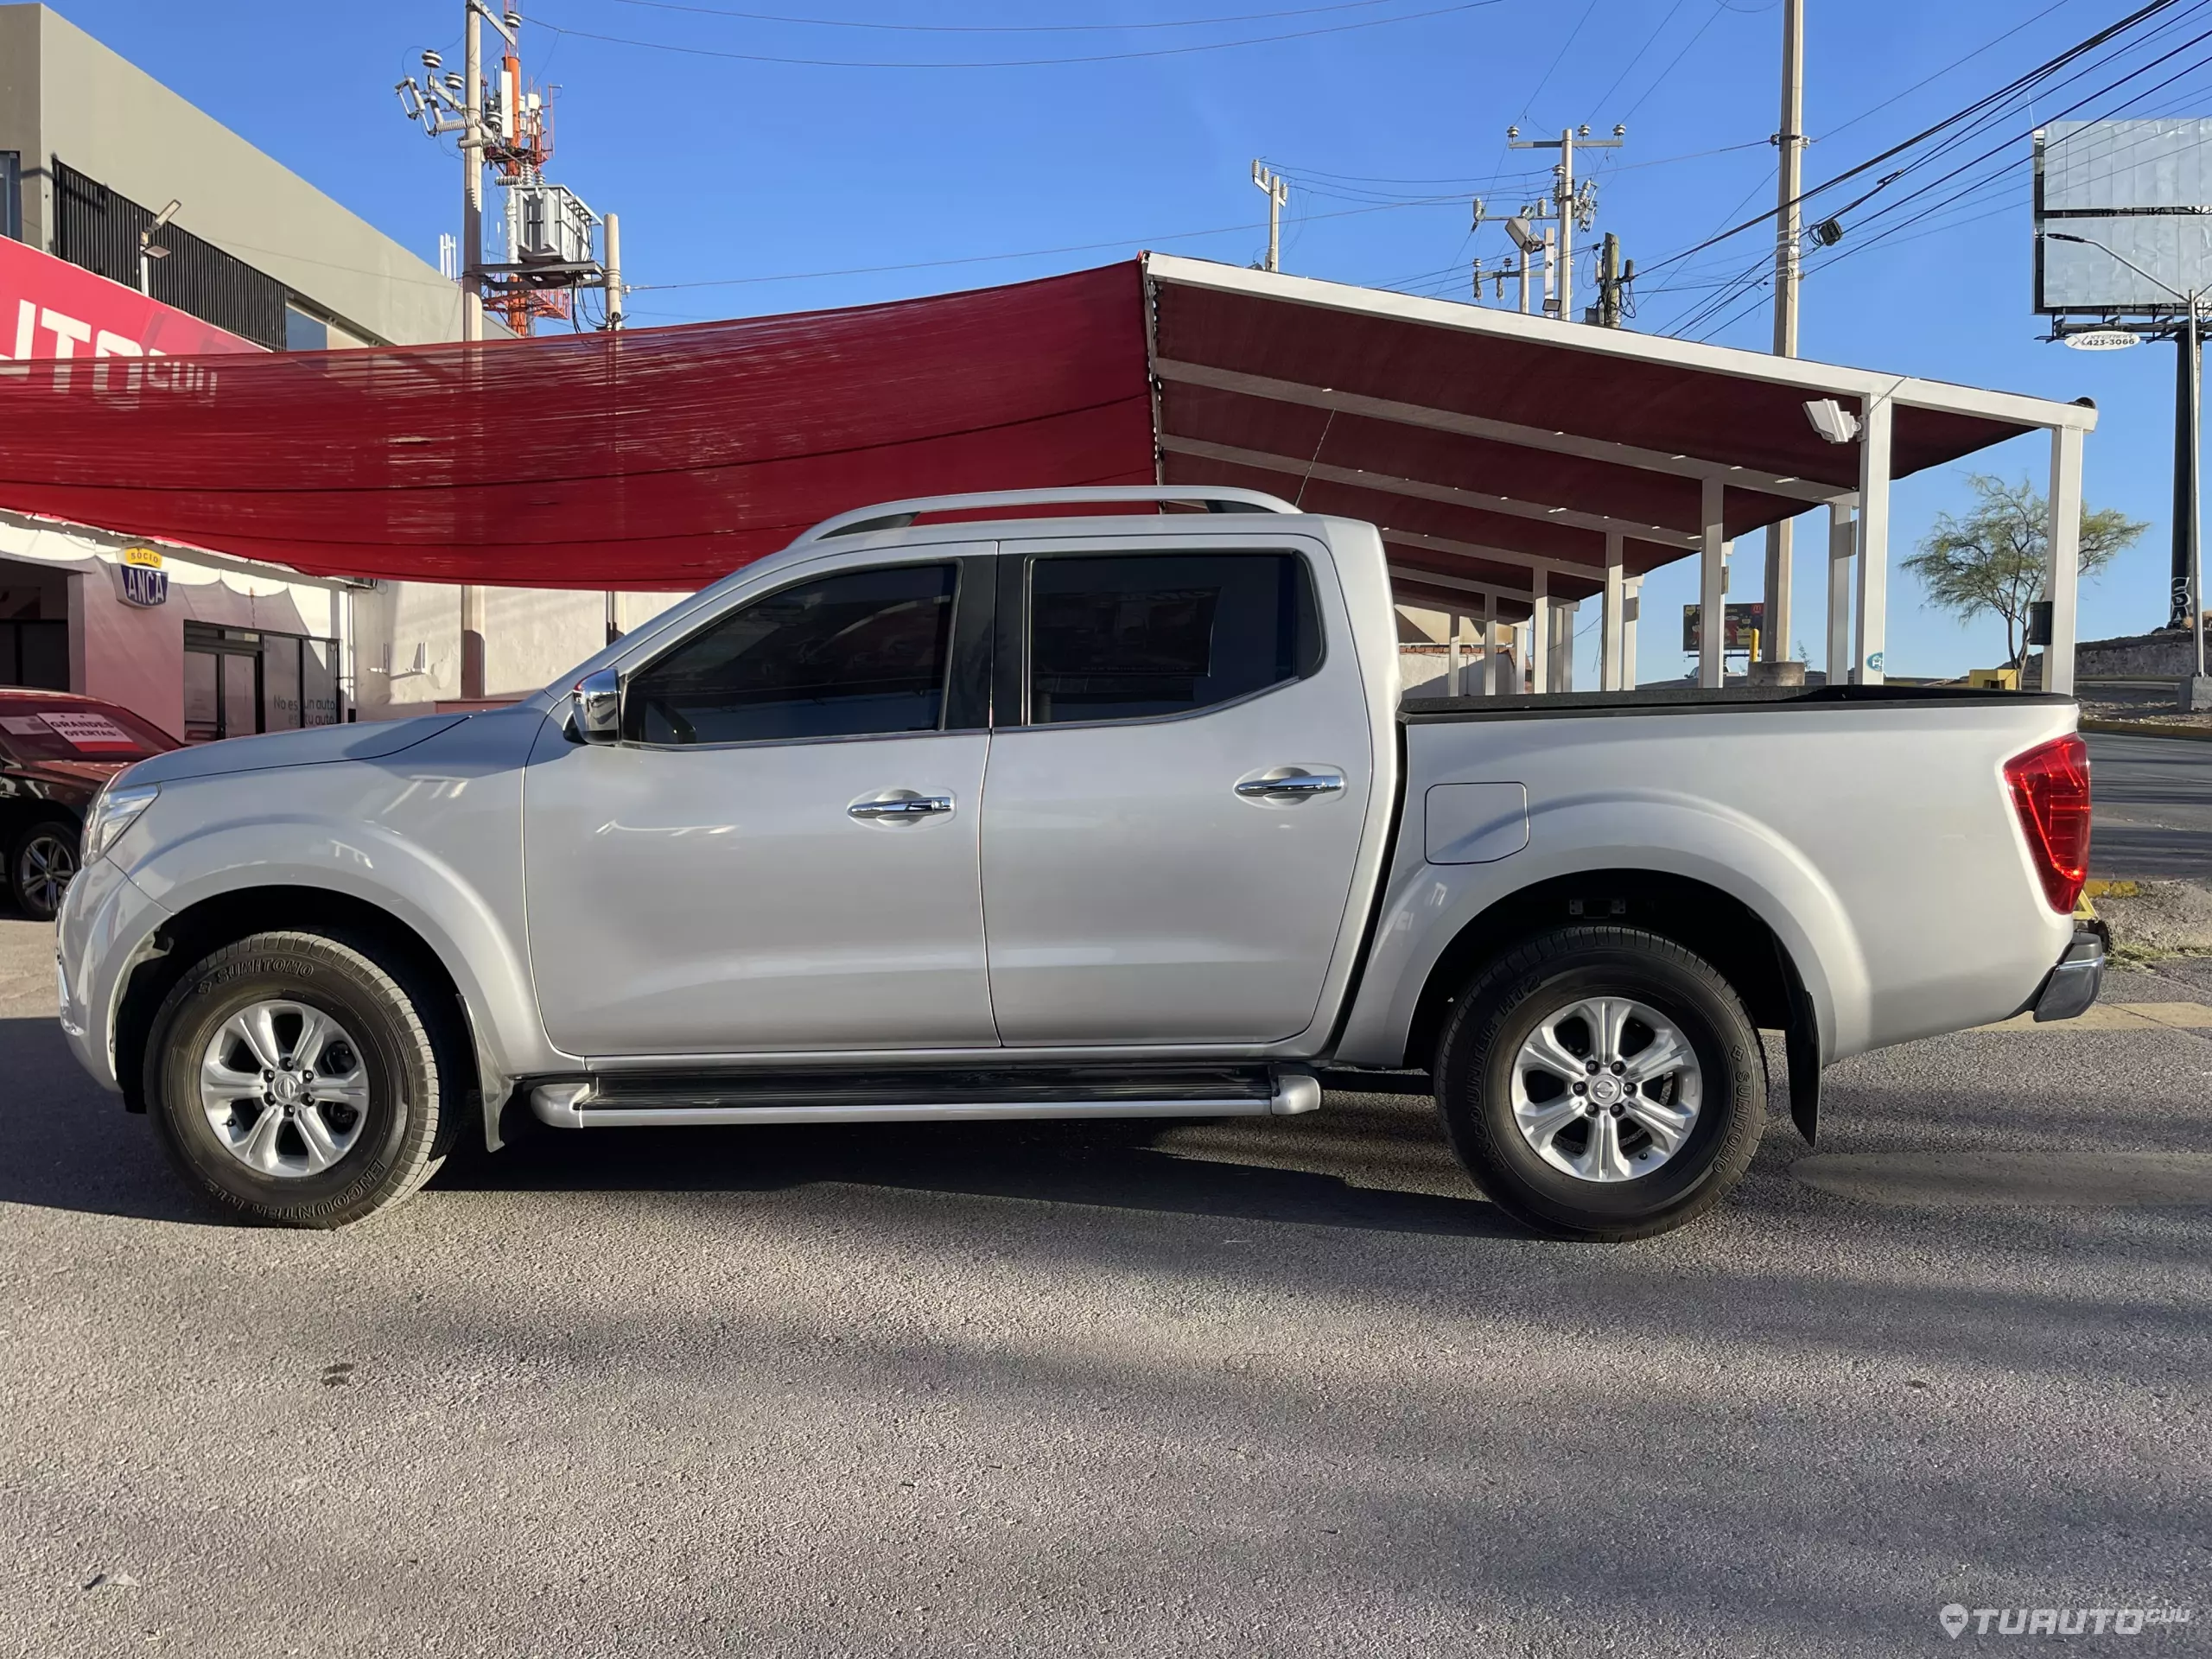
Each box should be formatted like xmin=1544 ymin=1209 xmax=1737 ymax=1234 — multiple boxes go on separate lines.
xmin=1854 ymin=396 xmax=1893 ymax=685
xmin=1700 ymin=478 xmax=1726 ymax=690
xmin=2045 ymin=423 xmax=2083 ymax=696
xmin=1601 ymin=531 xmax=1626 ymax=690
xmin=1153 ymin=359 xmax=1851 ymax=505
xmin=1826 ymin=498 xmax=1856 ymax=690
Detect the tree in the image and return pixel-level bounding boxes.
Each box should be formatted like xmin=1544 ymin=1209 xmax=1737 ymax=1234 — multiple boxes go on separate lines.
xmin=1904 ymin=474 xmax=2145 ymax=669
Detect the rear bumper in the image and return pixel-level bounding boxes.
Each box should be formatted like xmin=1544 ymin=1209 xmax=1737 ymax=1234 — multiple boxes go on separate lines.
xmin=2031 ymin=928 xmax=2105 ymax=1023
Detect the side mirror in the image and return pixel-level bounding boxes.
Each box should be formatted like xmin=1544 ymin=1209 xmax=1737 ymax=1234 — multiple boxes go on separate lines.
xmin=572 ymin=668 xmax=623 ymax=744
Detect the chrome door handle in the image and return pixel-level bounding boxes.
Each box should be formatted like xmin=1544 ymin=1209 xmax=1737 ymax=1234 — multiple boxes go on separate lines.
xmin=848 ymin=793 xmax=954 ymax=821
xmin=1236 ymin=770 xmax=1346 ymax=800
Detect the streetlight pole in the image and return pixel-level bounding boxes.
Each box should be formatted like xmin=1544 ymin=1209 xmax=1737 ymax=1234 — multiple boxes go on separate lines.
xmin=2044 ymin=231 xmax=2207 ymax=687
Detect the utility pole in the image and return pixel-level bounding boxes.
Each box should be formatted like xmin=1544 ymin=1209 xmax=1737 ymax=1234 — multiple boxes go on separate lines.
xmin=399 ymin=0 xmax=619 ymax=702
xmin=1251 ymin=161 xmax=1288 ymax=273
xmin=603 ymin=212 xmax=624 ymax=329
xmin=1596 ymin=232 xmax=1632 ymax=327
xmin=458 ymin=1 xmax=491 ymax=698
xmin=1509 ymin=124 xmax=1623 ymax=324
xmin=1758 ymin=0 xmax=1807 ymax=678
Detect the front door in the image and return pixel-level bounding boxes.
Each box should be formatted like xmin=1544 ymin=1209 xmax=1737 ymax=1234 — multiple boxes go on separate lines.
xmin=524 ymin=556 xmax=1000 ymax=1058
xmin=979 ymin=543 xmax=1376 ymax=1046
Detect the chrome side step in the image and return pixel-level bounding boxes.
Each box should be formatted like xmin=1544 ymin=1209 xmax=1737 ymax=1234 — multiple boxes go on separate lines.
xmin=530 ymin=1065 xmax=1321 ymax=1128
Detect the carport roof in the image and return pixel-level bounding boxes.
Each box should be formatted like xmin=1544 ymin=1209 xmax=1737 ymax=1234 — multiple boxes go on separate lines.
xmin=0 ymin=253 xmax=2094 ymax=601
xmin=1143 ymin=253 xmax=2096 ymax=613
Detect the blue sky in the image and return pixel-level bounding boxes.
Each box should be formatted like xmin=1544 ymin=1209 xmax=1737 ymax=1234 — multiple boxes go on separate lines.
xmin=48 ymin=0 xmax=2212 ymax=681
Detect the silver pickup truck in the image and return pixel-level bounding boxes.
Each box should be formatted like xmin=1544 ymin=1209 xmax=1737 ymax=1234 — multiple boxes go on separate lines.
xmin=55 ymin=487 xmax=2102 ymax=1238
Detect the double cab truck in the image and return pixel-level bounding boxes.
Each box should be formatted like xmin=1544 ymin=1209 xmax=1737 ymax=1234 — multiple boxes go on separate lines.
xmin=55 ymin=487 xmax=2103 ymax=1238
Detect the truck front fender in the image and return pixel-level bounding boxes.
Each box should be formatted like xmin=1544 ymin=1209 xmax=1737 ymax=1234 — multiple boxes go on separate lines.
xmin=107 ymin=814 xmax=556 ymax=1140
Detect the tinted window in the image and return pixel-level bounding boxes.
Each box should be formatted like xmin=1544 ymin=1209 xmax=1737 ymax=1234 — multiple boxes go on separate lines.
xmin=631 ymin=563 xmax=957 ymax=746
xmin=1027 ymin=552 xmax=1320 ymax=724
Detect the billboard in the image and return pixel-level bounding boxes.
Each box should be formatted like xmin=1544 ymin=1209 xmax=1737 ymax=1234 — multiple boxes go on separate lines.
xmin=0 ymin=232 xmax=263 ymax=362
xmin=2034 ymin=119 xmax=2212 ymax=315
xmin=1682 ymin=602 xmax=1764 ymax=654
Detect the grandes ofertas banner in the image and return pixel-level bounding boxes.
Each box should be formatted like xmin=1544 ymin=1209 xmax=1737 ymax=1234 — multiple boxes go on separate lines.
xmin=0 ymin=233 xmax=261 ymax=361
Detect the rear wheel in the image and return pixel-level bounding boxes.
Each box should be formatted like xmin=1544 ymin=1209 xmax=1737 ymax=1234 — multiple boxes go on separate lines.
xmin=10 ymin=818 xmax=78 ymax=921
xmin=145 ymin=931 xmax=459 ymax=1227
xmin=1434 ymin=926 xmax=1764 ymax=1241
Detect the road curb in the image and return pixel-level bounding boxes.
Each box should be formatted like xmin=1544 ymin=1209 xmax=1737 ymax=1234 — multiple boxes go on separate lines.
xmin=2082 ymin=719 xmax=2212 ymax=742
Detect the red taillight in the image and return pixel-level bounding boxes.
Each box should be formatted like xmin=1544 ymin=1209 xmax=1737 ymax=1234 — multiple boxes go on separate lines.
xmin=2005 ymin=734 xmax=2092 ymax=913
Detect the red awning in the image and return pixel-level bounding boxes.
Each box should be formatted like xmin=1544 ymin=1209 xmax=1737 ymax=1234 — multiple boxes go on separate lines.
xmin=0 ymin=251 xmax=2089 ymax=602
xmin=0 ymin=262 xmax=1153 ymax=588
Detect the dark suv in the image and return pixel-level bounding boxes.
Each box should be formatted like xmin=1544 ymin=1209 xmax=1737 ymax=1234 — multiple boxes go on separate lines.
xmin=0 ymin=690 xmax=178 ymax=921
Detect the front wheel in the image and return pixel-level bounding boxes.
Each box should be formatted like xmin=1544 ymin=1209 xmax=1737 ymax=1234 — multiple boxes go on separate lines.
xmin=145 ymin=930 xmax=460 ymax=1227
xmin=1434 ymin=926 xmax=1765 ymax=1241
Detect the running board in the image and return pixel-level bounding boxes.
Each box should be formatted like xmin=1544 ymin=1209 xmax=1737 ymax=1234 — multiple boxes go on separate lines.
xmin=529 ymin=1065 xmax=1321 ymax=1128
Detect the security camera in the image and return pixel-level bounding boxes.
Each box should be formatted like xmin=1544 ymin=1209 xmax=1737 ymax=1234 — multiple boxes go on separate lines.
xmin=1803 ymin=398 xmax=1861 ymax=445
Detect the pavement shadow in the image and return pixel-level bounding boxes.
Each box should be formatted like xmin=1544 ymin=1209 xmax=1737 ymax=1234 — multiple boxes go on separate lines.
xmin=0 ymin=1017 xmax=215 ymax=1225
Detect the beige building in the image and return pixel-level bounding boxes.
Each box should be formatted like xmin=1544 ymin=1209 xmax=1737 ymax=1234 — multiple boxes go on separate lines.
xmin=0 ymin=3 xmax=668 ymax=731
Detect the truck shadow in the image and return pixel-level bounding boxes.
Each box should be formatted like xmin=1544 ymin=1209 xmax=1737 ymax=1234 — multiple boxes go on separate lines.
xmin=0 ymin=1015 xmax=1522 ymax=1236
xmin=448 ymin=1096 xmax=1529 ymax=1240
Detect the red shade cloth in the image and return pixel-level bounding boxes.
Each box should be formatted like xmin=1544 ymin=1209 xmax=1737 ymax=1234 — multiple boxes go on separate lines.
xmin=0 ymin=262 xmax=1154 ymax=588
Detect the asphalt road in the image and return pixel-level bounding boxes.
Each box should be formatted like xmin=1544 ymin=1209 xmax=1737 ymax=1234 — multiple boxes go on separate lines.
xmin=2088 ymin=731 xmax=2212 ymax=881
xmin=2 ymin=920 xmax=2209 ymax=1659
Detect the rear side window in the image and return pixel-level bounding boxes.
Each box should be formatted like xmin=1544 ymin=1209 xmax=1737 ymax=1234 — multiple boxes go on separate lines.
xmin=1026 ymin=552 xmax=1320 ymax=725
xmin=630 ymin=563 xmax=957 ymax=745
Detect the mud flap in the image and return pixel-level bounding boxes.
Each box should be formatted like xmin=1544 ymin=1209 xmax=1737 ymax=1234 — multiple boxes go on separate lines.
xmin=1785 ymin=1017 xmax=1819 ymax=1146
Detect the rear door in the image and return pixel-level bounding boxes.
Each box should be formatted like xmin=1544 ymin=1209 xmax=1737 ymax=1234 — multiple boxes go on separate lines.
xmin=978 ymin=539 xmax=1375 ymax=1046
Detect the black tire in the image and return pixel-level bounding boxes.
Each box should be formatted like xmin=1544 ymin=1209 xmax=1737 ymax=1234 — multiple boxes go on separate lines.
xmin=144 ymin=930 xmax=460 ymax=1228
xmin=1433 ymin=925 xmax=1765 ymax=1241
xmin=10 ymin=817 xmax=79 ymax=922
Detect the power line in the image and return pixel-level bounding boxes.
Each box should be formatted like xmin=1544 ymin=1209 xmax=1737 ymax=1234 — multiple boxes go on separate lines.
xmin=601 ymin=0 xmax=1421 ymax=29
xmin=1583 ymin=0 xmax=1692 ymax=121
xmin=526 ymin=0 xmax=1501 ymax=68
xmin=1636 ymin=0 xmax=2190 ymax=282
xmin=1516 ymin=0 xmax=1603 ymax=121
xmin=625 ymin=192 xmax=1468 ymax=292
xmin=1685 ymin=44 xmax=2212 ymax=343
xmin=1820 ymin=0 xmax=2083 ymax=143
xmin=1622 ymin=0 xmax=1732 ymax=121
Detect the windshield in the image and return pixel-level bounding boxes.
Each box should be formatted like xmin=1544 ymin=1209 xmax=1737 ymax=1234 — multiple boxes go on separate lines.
xmin=0 ymin=703 xmax=178 ymax=764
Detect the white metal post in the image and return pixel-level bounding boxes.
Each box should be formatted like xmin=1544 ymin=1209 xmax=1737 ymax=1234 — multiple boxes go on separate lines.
xmin=1622 ymin=582 xmax=1640 ymax=689
xmin=1854 ymin=396 xmax=1893 ymax=684
xmin=1601 ymin=531 xmax=1625 ymax=690
xmin=1826 ymin=499 xmax=1855 ymax=687
xmin=1482 ymin=590 xmax=1497 ymax=696
xmin=2045 ymin=423 xmax=2084 ymax=696
xmin=1700 ymin=478 xmax=1726 ymax=689
xmin=1530 ymin=568 xmax=1550 ymax=694
xmin=1447 ymin=612 xmax=1463 ymax=697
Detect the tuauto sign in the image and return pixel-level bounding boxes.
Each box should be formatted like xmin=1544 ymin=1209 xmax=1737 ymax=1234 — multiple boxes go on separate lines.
xmin=0 ymin=232 xmax=262 ymax=365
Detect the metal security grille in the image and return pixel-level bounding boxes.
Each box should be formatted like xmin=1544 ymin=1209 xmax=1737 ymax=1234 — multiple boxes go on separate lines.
xmin=51 ymin=159 xmax=286 ymax=348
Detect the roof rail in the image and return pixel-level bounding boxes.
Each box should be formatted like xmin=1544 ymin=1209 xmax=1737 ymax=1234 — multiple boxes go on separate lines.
xmin=795 ymin=486 xmax=1301 ymax=544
